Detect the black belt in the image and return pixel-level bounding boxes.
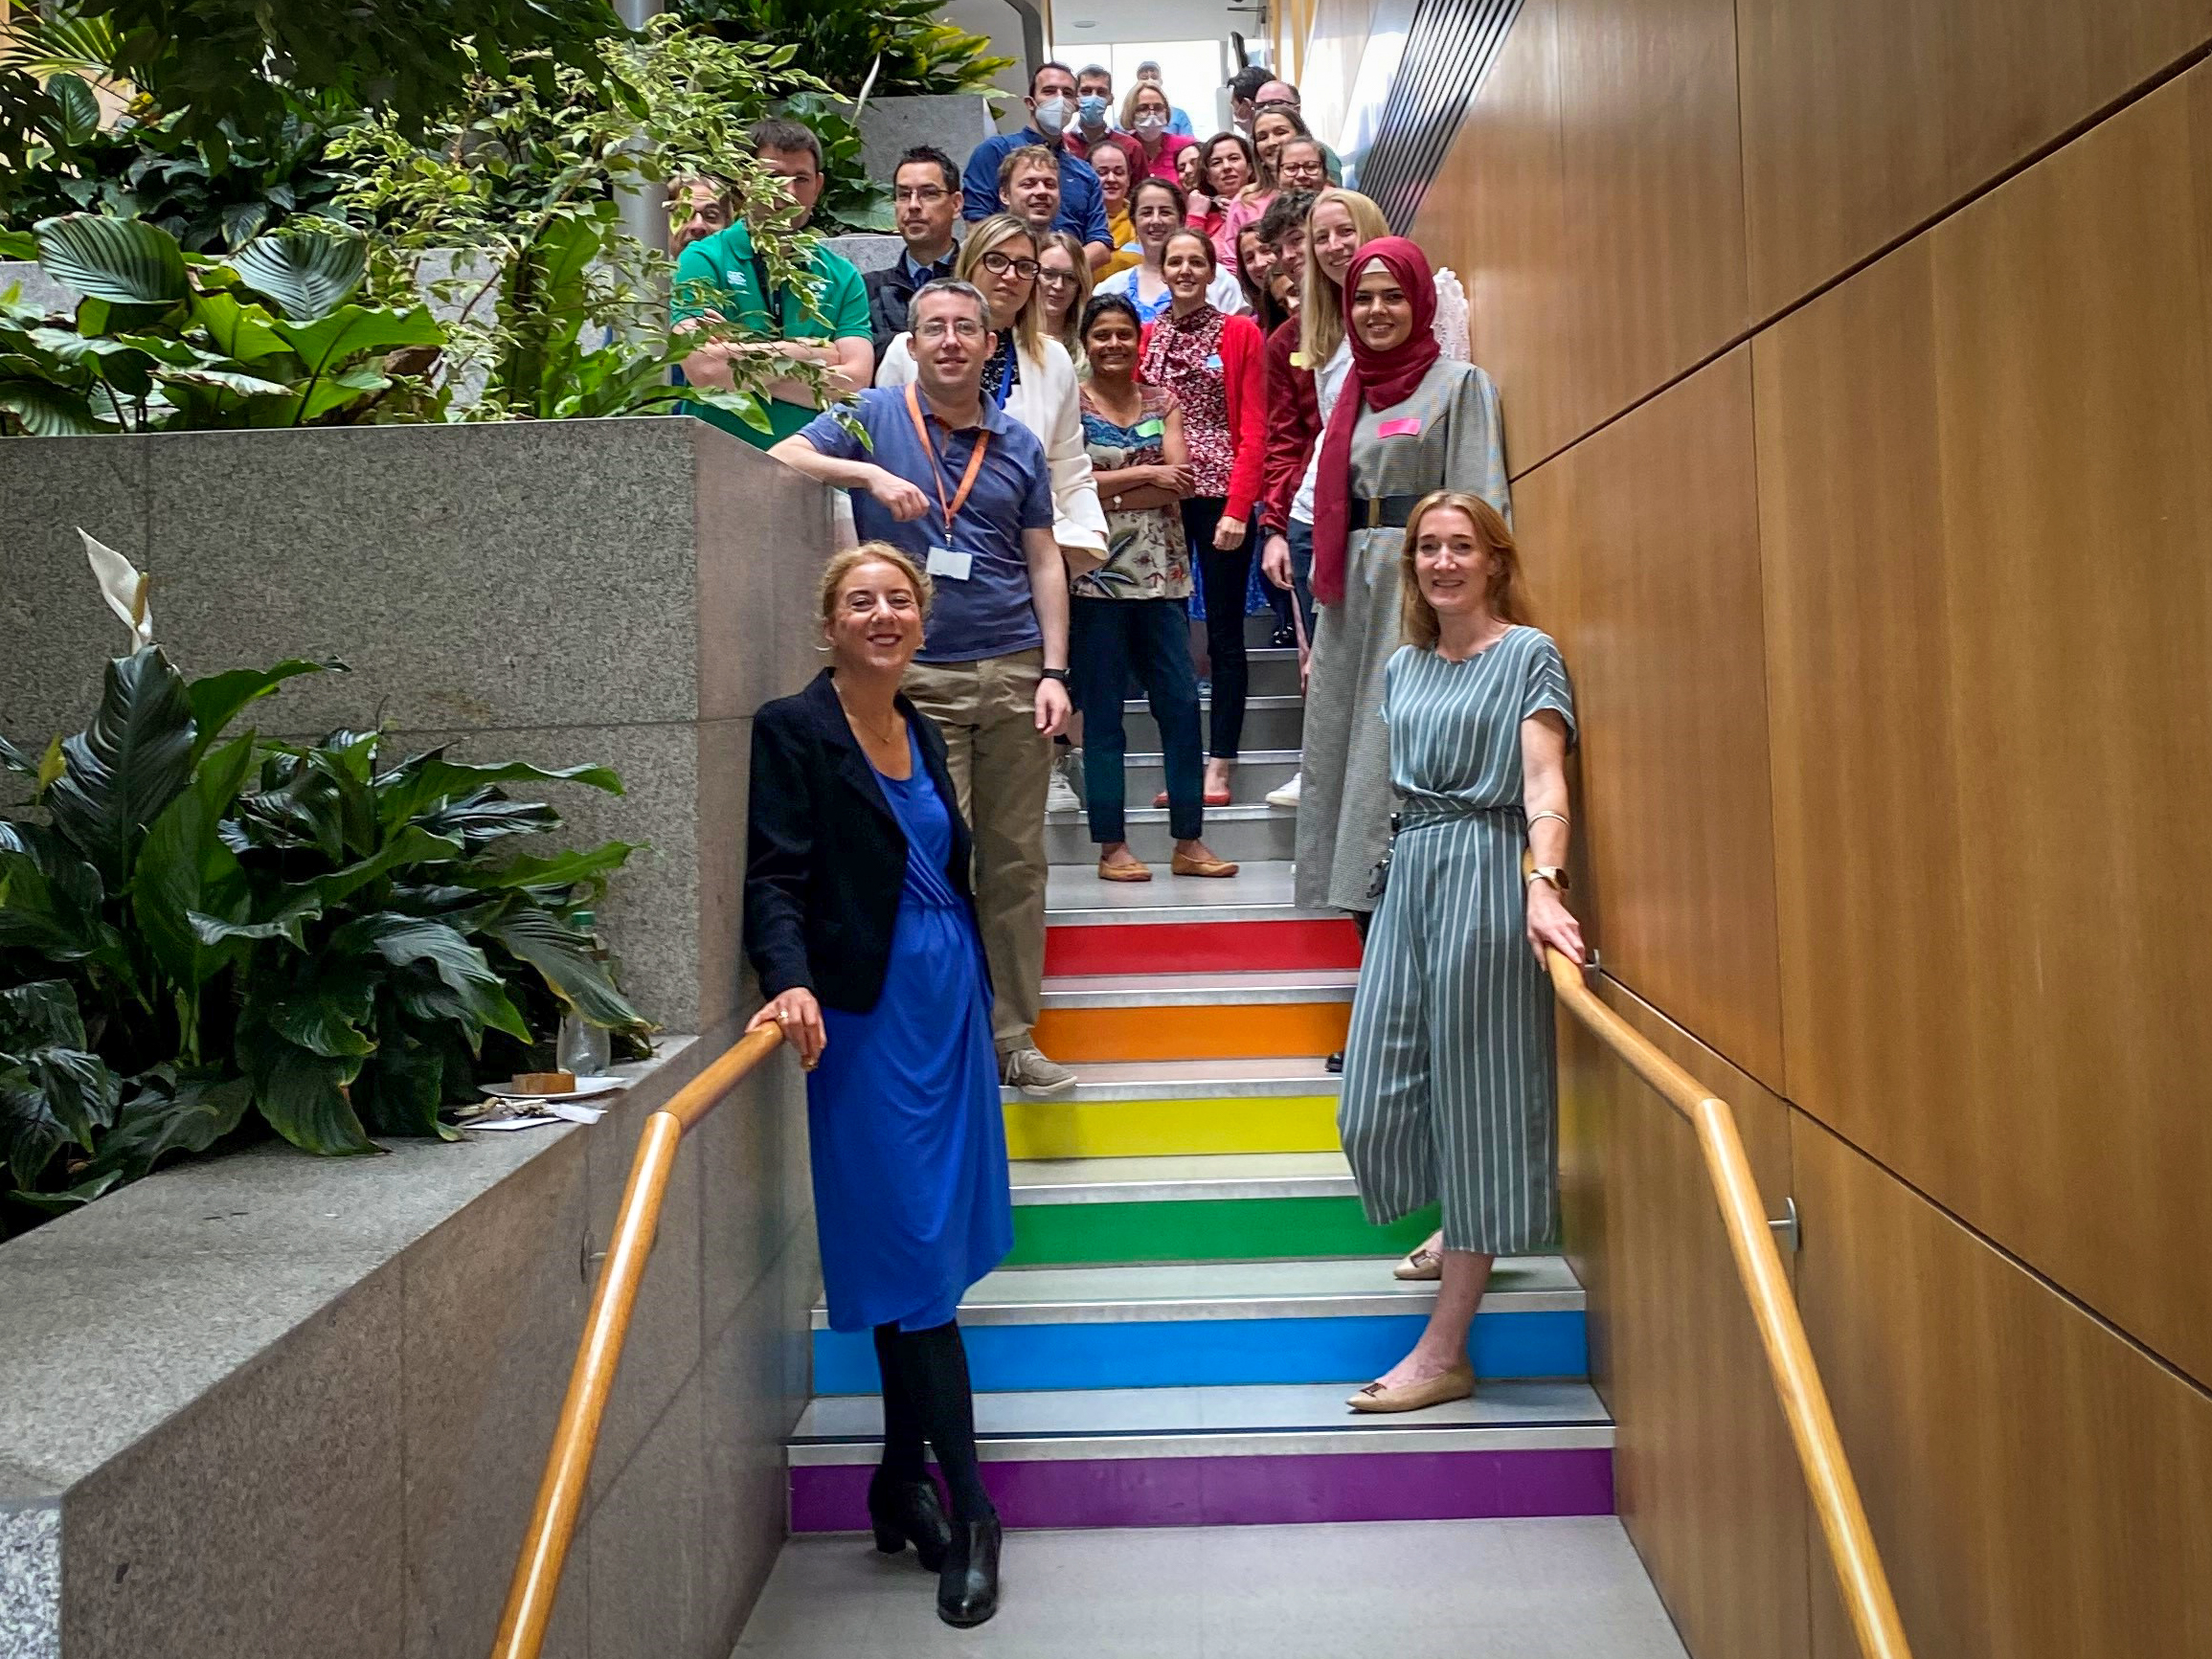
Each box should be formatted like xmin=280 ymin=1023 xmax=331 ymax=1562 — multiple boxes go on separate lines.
xmin=1349 ymin=494 xmax=1424 ymax=529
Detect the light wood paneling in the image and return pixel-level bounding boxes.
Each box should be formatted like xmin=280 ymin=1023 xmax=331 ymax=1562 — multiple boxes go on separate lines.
xmin=1561 ymin=349 xmax=1786 ymax=1090
xmin=1738 ymin=0 xmax=2212 ymax=316
xmin=1757 ymin=63 xmax=2212 ymax=1383
xmin=1551 ymin=0 xmax=1749 ymax=442
xmin=1794 ymin=1116 xmax=2212 ymax=1659
xmin=1419 ymin=0 xmax=1578 ymax=473
xmin=1560 ymin=977 xmax=1809 ymax=1659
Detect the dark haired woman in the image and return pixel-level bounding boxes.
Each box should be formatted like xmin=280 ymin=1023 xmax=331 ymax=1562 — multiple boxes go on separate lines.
xmin=744 ymin=546 xmax=1010 ymax=1626
xmin=1337 ymin=491 xmax=1578 ymax=1413
xmin=1141 ymin=226 xmax=1267 ymax=811
xmin=1192 ymin=130 xmax=1260 ymax=267
xmin=1095 ymin=177 xmax=1250 ymax=323
xmin=1072 ymin=294 xmax=1235 ymax=881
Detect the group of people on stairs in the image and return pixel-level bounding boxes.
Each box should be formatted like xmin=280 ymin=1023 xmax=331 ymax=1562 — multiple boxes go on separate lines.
xmin=696 ymin=67 xmax=1587 ymax=1632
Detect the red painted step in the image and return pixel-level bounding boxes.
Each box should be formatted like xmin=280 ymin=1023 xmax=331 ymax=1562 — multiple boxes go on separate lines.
xmin=1045 ymin=917 xmax=1363 ymax=976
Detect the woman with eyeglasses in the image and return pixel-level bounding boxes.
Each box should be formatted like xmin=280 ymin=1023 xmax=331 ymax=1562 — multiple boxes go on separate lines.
xmin=1087 ymin=142 xmax=1143 ymax=280
xmin=876 ymin=213 xmax=1109 ymax=569
xmin=1273 ymin=133 xmax=1331 ymax=196
xmin=1121 ymin=80 xmax=1196 ymax=184
xmin=1140 ymin=226 xmax=1267 ymax=811
xmin=1036 ymin=229 xmax=1097 ymax=363
xmin=1192 ymin=132 xmax=1260 ymax=268
xmin=1095 ymin=178 xmax=1248 ymax=325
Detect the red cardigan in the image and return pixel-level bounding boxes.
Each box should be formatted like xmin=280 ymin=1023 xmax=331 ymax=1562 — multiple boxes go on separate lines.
xmin=1140 ymin=308 xmax=1268 ymax=524
xmin=1260 ymin=316 xmax=1322 ymax=535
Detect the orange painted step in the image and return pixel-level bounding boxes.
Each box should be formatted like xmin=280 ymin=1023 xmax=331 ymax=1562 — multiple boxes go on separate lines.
xmin=1032 ymin=974 xmax=1354 ymax=1063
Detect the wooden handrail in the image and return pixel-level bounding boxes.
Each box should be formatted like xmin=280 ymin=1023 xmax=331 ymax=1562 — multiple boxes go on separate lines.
xmin=489 ymin=1021 xmax=786 ymax=1659
xmin=1544 ymin=946 xmax=1912 ymax=1659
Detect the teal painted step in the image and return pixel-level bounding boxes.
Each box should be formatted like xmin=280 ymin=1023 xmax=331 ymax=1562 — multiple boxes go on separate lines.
xmin=812 ymin=1257 xmax=1589 ymax=1394
xmin=1007 ymin=1153 xmax=1439 ymax=1266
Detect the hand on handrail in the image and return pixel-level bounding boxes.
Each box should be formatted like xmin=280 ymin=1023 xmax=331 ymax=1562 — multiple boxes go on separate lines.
xmin=746 ymin=988 xmax=824 ymax=1070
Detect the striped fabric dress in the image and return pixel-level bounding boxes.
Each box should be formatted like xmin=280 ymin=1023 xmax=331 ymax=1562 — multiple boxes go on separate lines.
xmin=1338 ymin=630 xmax=1578 ymax=1254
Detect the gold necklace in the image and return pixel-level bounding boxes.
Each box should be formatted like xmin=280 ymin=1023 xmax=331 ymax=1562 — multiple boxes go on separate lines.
xmin=835 ymin=685 xmax=901 ymax=749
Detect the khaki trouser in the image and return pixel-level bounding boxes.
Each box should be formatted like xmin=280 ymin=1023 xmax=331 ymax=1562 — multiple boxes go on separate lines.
xmin=902 ymin=649 xmax=1051 ymax=1053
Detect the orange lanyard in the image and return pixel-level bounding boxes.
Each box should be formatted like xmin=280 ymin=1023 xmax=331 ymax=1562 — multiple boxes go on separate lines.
xmin=903 ymin=383 xmax=992 ymax=541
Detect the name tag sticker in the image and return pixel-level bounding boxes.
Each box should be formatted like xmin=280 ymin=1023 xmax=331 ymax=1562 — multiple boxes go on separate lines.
xmin=1290 ymin=351 xmax=1309 ymax=369
xmin=1205 ymin=353 xmax=1224 ymax=370
xmin=926 ymin=546 xmax=974 ymax=581
xmin=1135 ymin=417 xmax=1165 ymax=438
xmin=1378 ymin=416 xmax=1424 ymax=438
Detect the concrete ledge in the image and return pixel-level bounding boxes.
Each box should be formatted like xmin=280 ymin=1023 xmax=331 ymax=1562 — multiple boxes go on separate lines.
xmin=0 ymin=1035 xmax=818 ymax=1658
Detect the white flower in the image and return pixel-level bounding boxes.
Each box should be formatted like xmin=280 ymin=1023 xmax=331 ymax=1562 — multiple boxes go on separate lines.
xmin=79 ymin=528 xmax=153 ymax=647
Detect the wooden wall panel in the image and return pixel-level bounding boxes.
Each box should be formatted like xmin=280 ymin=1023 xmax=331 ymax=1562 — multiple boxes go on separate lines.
xmin=1758 ymin=64 xmax=2212 ymax=1384
xmin=1561 ymin=350 xmax=1786 ymax=1090
xmin=1738 ymin=0 xmax=2212 ymax=317
xmin=1794 ymin=1116 xmax=2212 ymax=1659
xmin=1560 ymin=979 xmax=1808 ymax=1659
xmin=1419 ymin=0 xmax=1578 ymax=474
xmin=1551 ymin=0 xmax=1749 ymax=441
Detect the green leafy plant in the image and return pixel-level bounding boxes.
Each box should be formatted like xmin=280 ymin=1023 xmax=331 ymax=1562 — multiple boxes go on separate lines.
xmin=677 ymin=0 xmax=1013 ymax=100
xmin=0 ymin=546 xmax=652 ymax=1232
xmin=0 ymin=213 xmax=443 ymax=435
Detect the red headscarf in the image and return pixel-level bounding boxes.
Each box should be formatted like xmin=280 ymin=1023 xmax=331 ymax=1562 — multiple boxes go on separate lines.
xmin=1309 ymin=235 xmax=1440 ymax=606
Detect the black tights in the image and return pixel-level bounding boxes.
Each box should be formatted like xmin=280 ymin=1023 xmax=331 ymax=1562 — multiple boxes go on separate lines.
xmin=872 ymin=1320 xmax=993 ymax=1523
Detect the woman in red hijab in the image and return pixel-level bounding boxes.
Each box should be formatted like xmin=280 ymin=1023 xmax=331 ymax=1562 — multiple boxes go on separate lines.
xmin=1293 ymin=235 xmax=1512 ymax=930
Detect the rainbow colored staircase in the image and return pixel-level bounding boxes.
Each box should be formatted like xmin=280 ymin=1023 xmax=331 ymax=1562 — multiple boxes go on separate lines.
xmin=785 ymin=645 xmax=1614 ymax=1531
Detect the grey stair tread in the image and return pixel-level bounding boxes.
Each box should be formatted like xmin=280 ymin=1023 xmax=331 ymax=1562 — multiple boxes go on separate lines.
xmin=1039 ymin=968 xmax=1357 ymax=1008
xmin=1047 ymin=860 xmax=1335 ymax=924
xmin=1048 ymin=800 xmax=1290 ymax=823
xmin=790 ymin=1379 xmax=1613 ymax=1459
xmin=809 ymin=1255 xmax=1582 ymax=1326
xmin=1010 ymin=1152 xmax=1356 ymax=1204
xmin=1098 ymin=748 xmax=1302 ymax=768
xmin=1001 ymin=1057 xmax=1341 ymax=1102
xmin=1125 ymin=692 xmax=1305 ymax=712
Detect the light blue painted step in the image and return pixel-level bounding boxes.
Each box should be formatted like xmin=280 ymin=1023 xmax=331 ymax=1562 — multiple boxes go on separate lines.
xmin=811 ymin=1256 xmax=1587 ymax=1395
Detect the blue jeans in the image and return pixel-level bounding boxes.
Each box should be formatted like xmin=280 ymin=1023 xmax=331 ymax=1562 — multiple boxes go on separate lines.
xmin=1071 ymin=595 xmax=1206 ymax=844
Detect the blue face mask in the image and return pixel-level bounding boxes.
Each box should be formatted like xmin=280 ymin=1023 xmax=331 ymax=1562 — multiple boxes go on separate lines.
xmin=1078 ymin=94 xmax=1109 ymax=122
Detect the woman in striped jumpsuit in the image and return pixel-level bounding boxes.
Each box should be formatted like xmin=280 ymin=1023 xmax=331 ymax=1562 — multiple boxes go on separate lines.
xmin=1338 ymin=491 xmax=1584 ymax=1413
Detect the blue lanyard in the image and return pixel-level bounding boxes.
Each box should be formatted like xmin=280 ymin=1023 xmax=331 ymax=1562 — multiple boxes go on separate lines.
xmin=991 ymin=347 xmax=1016 ymax=409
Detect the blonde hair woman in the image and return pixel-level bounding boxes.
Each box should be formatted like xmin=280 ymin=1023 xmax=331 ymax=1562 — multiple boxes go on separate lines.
xmin=876 ymin=213 xmax=1108 ymax=565
xmin=1036 ymin=228 xmax=1096 ymax=360
xmin=1336 ymin=492 xmax=1578 ymax=1413
xmin=744 ymin=544 xmax=1013 ymax=1622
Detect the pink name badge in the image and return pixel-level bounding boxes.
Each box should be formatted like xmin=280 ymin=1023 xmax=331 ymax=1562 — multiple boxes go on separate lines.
xmin=1377 ymin=416 xmax=1424 ymax=438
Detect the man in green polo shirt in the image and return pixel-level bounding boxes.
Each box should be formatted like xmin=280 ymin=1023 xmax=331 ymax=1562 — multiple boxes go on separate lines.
xmin=674 ymin=117 xmax=875 ymax=448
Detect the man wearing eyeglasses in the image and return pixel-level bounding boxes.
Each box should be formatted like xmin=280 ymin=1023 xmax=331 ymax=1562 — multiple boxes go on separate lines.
xmin=770 ymin=280 xmax=1098 ymax=1098
xmin=867 ymin=146 xmax=965 ymax=365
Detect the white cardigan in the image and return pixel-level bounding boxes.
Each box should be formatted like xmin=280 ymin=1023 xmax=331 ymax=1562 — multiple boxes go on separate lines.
xmin=875 ymin=334 xmax=1109 ymax=557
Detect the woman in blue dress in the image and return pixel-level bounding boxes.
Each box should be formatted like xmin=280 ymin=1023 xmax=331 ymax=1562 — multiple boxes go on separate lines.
xmin=743 ymin=545 xmax=1011 ymax=1627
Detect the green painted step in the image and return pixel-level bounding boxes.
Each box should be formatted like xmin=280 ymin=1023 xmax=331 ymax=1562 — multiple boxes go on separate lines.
xmin=1005 ymin=1153 xmax=1440 ymax=1267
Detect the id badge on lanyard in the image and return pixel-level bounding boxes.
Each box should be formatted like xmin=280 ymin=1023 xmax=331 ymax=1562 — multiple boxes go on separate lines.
xmin=903 ymin=383 xmax=991 ymax=580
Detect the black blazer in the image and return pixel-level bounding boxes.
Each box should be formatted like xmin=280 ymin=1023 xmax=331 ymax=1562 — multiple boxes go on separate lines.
xmin=744 ymin=669 xmax=982 ymax=1013
xmin=863 ymin=255 xmax=954 ymax=364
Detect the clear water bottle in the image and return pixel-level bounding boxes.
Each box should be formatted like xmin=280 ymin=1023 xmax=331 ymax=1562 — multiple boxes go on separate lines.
xmin=557 ymin=1012 xmax=612 ymax=1079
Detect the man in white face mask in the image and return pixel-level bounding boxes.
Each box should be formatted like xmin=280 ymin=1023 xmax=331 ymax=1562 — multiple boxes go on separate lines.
xmin=963 ymin=63 xmax=1113 ymax=271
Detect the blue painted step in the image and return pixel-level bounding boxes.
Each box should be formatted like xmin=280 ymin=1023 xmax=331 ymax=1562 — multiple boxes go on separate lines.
xmin=811 ymin=1257 xmax=1588 ymax=1395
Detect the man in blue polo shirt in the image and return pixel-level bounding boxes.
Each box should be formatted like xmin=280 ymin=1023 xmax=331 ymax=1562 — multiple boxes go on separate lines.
xmin=769 ymin=280 xmax=1087 ymax=1098
xmin=962 ymin=62 xmax=1112 ymax=271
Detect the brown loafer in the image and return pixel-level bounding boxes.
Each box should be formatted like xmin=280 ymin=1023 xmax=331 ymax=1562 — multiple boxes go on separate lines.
xmin=1347 ymin=1362 xmax=1476 ymax=1414
xmin=1170 ymin=851 xmax=1240 ymax=878
xmin=1097 ymin=856 xmax=1153 ymax=883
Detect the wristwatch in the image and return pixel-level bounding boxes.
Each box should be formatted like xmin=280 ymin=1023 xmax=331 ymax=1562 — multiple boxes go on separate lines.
xmin=1041 ymin=667 xmax=1071 ymax=684
xmin=1526 ymin=865 xmax=1570 ymax=893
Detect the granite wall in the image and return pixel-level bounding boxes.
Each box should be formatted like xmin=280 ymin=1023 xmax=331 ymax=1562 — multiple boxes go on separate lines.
xmin=0 ymin=415 xmax=835 ymax=1656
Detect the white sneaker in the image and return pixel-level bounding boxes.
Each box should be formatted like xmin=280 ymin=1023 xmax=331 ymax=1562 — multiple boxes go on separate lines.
xmin=1046 ymin=756 xmax=1081 ymax=814
xmin=1266 ymin=771 xmax=1302 ymax=809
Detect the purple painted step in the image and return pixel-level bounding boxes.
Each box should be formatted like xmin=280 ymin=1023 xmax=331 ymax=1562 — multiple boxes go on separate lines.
xmin=791 ymin=1446 xmax=1613 ymax=1531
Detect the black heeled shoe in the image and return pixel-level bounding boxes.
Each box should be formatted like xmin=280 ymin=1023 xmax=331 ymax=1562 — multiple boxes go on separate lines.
xmin=937 ymin=1513 xmax=1003 ymax=1627
xmin=868 ymin=1470 xmax=953 ymax=1574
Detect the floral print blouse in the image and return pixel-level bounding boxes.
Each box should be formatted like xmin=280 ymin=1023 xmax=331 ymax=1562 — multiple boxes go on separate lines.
xmin=1141 ymin=304 xmax=1232 ymax=499
xmin=1075 ymin=383 xmax=1190 ymax=601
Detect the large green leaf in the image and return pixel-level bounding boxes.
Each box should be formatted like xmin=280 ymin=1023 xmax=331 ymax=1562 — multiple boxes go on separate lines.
xmin=327 ymin=912 xmax=530 ymax=1042
xmin=373 ymin=753 xmax=622 ymax=831
xmin=130 ymin=731 xmax=256 ymax=988
xmin=0 ymin=1063 xmax=72 ymax=1188
xmin=188 ymin=287 xmax=290 ymax=361
xmin=267 ymin=303 xmax=441 ymax=378
xmin=463 ymin=841 xmax=637 ymax=892
xmin=97 ymin=1069 xmax=254 ymax=1178
xmin=43 ymin=74 xmax=102 ymax=149
xmin=0 ymin=842 xmax=132 ymax=977
xmin=230 ymin=223 xmax=369 ymax=321
xmin=0 ymin=733 xmax=40 ymax=778
xmin=0 ymin=981 xmax=87 ymax=1049
xmin=258 ymin=959 xmax=376 ymax=1059
xmin=25 ymin=1047 xmax=121 ymax=1146
xmin=34 ymin=213 xmax=189 ymax=308
xmin=0 ymin=377 xmax=103 ymax=436
xmin=485 ymin=907 xmax=647 ymax=1031
xmin=351 ymin=1025 xmax=458 ymax=1140
xmin=241 ymin=1020 xmax=374 ymax=1155
xmin=303 ymin=824 xmax=465 ymax=910
xmin=43 ymin=646 xmax=198 ymax=886
xmin=186 ymin=659 xmax=335 ymax=761
xmin=244 ymin=362 xmax=388 ymax=427
xmin=413 ymin=789 xmax=561 ymax=849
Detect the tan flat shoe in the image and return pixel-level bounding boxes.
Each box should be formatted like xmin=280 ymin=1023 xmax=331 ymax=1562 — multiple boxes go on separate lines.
xmin=1347 ymin=1363 xmax=1476 ymax=1414
xmin=1392 ymin=1244 xmax=1443 ymax=1281
xmin=1097 ymin=856 xmax=1153 ymax=883
xmin=1170 ymin=851 xmax=1240 ymax=878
